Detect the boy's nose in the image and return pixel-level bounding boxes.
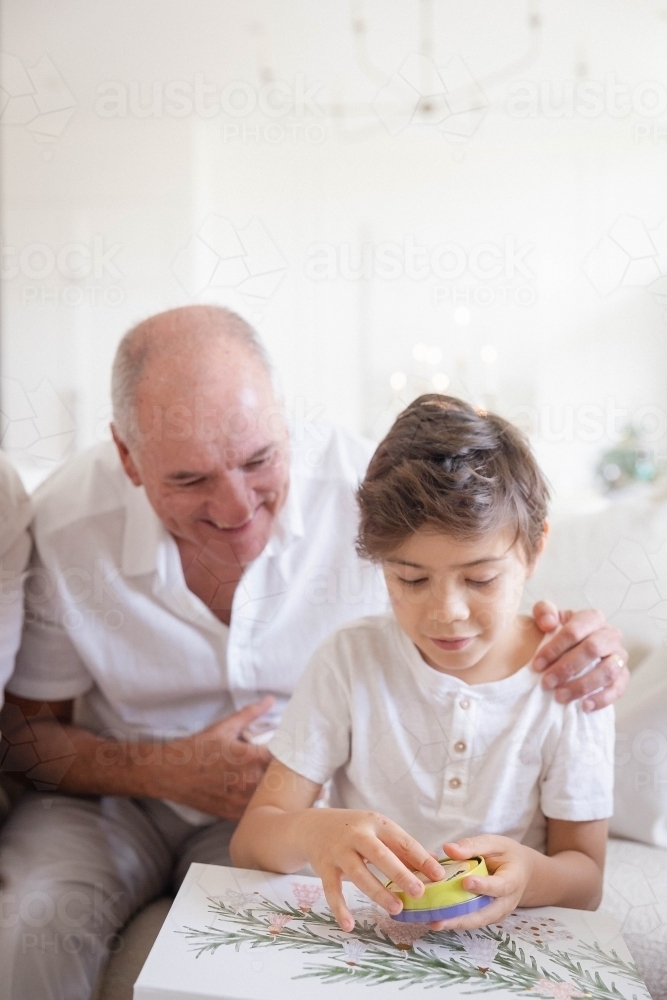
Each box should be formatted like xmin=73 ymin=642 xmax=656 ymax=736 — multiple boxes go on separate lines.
xmin=429 ymin=601 xmax=470 ymax=624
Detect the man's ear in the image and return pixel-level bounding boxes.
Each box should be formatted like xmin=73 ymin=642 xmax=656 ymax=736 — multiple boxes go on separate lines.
xmin=526 ymin=522 xmax=549 ymax=579
xmin=110 ymin=424 xmax=143 ymax=487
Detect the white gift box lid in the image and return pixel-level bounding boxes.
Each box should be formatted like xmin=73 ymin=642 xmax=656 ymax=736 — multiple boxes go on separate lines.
xmin=134 ymin=862 xmax=650 ymax=1000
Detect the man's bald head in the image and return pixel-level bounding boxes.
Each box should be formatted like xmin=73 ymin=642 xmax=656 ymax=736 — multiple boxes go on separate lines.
xmin=110 ymin=305 xmax=289 ymax=569
xmin=111 ymin=305 xmax=273 ymax=443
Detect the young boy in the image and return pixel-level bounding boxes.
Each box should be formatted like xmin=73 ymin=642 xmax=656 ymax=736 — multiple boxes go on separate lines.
xmin=231 ymin=395 xmax=614 ymax=934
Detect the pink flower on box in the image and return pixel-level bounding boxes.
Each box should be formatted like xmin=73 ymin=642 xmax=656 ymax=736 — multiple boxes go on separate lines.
xmin=374 ymin=913 xmax=426 ymax=950
xmin=267 ymin=913 xmax=293 ymax=936
xmin=291 ymin=881 xmax=324 ymax=912
xmin=456 ymin=931 xmax=499 ymax=972
xmin=534 ymin=978 xmax=585 ymax=999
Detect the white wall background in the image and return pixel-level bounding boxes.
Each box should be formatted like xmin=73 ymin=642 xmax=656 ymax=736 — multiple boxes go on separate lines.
xmin=2 ymin=0 xmax=667 ymax=502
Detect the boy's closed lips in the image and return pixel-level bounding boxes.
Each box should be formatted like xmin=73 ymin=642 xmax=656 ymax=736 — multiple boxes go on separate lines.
xmin=429 ymin=635 xmax=477 ymax=652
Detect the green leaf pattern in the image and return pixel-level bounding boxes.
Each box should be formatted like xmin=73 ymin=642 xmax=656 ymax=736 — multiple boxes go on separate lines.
xmin=178 ymin=883 xmax=650 ymax=999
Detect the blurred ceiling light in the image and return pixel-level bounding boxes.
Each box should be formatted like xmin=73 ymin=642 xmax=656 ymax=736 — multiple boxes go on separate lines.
xmin=390 ymin=371 xmax=407 ymax=391
xmin=453 ymin=306 xmax=471 ymax=326
xmin=432 ymin=372 xmax=450 ymax=391
xmin=425 ymin=346 xmax=442 ymax=365
xmin=412 ymin=343 xmax=428 ymax=361
xmin=480 ymin=345 xmax=498 ymax=364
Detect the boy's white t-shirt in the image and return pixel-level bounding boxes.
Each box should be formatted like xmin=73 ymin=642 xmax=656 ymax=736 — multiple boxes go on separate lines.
xmin=268 ymin=613 xmax=614 ymax=855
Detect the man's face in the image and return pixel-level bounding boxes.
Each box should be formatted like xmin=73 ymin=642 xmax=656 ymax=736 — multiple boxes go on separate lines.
xmin=115 ymin=357 xmax=290 ymax=570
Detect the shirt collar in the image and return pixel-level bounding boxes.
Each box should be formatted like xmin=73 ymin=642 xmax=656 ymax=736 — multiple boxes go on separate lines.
xmin=259 ymin=473 xmax=304 ymax=558
xmin=121 ymin=478 xmax=167 ymax=578
xmin=120 ymin=470 xmax=304 ymax=578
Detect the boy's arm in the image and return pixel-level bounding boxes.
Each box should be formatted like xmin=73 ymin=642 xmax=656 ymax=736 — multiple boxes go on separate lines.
xmin=432 ymin=818 xmax=607 ymax=931
xmin=231 ymin=758 xmax=447 ymax=931
xmin=522 ymin=817 xmax=607 ymax=909
xmin=231 ymin=759 xmax=323 ymax=873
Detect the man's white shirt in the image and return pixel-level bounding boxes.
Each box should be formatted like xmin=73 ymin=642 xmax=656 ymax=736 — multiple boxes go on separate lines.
xmin=0 ymin=451 xmax=32 ymax=708
xmin=270 ymin=613 xmax=615 ymax=854
xmin=8 ymin=425 xmax=388 ymax=821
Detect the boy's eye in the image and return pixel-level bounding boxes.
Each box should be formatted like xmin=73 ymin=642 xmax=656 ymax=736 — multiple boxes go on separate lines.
xmin=398 ymin=577 xmax=428 ymax=587
xmin=467 ymin=576 xmax=499 ymax=588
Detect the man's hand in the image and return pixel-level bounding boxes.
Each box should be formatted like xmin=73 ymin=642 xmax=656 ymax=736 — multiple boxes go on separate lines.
xmin=531 ymin=603 xmax=629 ymax=712
xmin=1 ymin=693 xmax=273 ymax=820
xmin=157 ymin=697 xmax=274 ymax=821
xmin=429 ymin=837 xmax=535 ymax=932
xmin=303 ymin=809 xmax=445 ymax=932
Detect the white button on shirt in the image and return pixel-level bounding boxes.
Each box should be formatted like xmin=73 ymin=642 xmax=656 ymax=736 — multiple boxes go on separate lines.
xmin=8 ymin=426 xmax=389 ymax=820
xmin=0 ymin=452 xmax=32 ymax=709
xmin=270 ymin=613 xmax=615 ymax=855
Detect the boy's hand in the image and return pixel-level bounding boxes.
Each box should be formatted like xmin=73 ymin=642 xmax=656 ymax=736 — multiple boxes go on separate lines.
xmin=303 ymin=809 xmax=445 ymax=932
xmin=428 ymin=836 xmax=535 ymax=932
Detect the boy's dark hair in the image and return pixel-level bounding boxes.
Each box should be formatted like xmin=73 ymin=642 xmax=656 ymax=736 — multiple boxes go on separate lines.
xmin=356 ymin=394 xmax=550 ymax=562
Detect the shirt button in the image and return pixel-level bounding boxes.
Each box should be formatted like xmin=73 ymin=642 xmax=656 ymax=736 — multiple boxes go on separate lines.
xmin=454 ymin=740 xmax=467 ymax=753
xmin=449 ymin=777 xmax=462 ymax=789
xmin=459 ymin=699 xmax=470 ymax=710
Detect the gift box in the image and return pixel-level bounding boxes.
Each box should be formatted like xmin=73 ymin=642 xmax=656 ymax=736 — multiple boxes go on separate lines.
xmin=134 ymin=862 xmax=650 ymax=1000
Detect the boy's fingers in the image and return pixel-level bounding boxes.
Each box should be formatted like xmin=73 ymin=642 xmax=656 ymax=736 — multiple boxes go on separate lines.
xmin=443 ymin=836 xmax=501 ymax=861
xmin=436 ymin=896 xmax=514 ymax=932
xmin=381 ymin=823 xmax=445 ymax=884
xmin=343 ymin=856 xmax=403 ymax=915
xmin=365 ymin=838 xmax=428 ymax=898
xmin=321 ymin=873 xmax=355 ymax=932
xmin=412 ymin=852 xmax=445 ymax=883
xmin=463 ymin=868 xmax=520 ymax=899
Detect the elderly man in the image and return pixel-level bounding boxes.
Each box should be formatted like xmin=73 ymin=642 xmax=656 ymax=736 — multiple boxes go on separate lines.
xmin=0 ymin=306 xmax=627 ymax=999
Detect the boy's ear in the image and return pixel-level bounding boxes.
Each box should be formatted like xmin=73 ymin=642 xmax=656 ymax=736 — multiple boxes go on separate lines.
xmin=526 ymin=522 xmax=549 ymax=578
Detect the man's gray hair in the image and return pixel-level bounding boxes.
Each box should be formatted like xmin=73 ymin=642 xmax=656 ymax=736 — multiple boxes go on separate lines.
xmin=111 ymin=306 xmax=272 ymax=443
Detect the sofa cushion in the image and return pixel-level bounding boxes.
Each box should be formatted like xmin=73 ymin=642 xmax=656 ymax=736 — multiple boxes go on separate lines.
xmin=94 ymin=897 xmax=173 ymax=1000
xmin=599 ymin=836 xmax=667 ymax=1000
xmin=526 ymin=489 xmax=667 ymax=666
xmin=613 ymin=644 xmax=667 ymax=848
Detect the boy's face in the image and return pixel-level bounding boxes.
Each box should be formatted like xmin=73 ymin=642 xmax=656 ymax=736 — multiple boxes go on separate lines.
xmin=382 ymin=527 xmax=544 ymax=680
